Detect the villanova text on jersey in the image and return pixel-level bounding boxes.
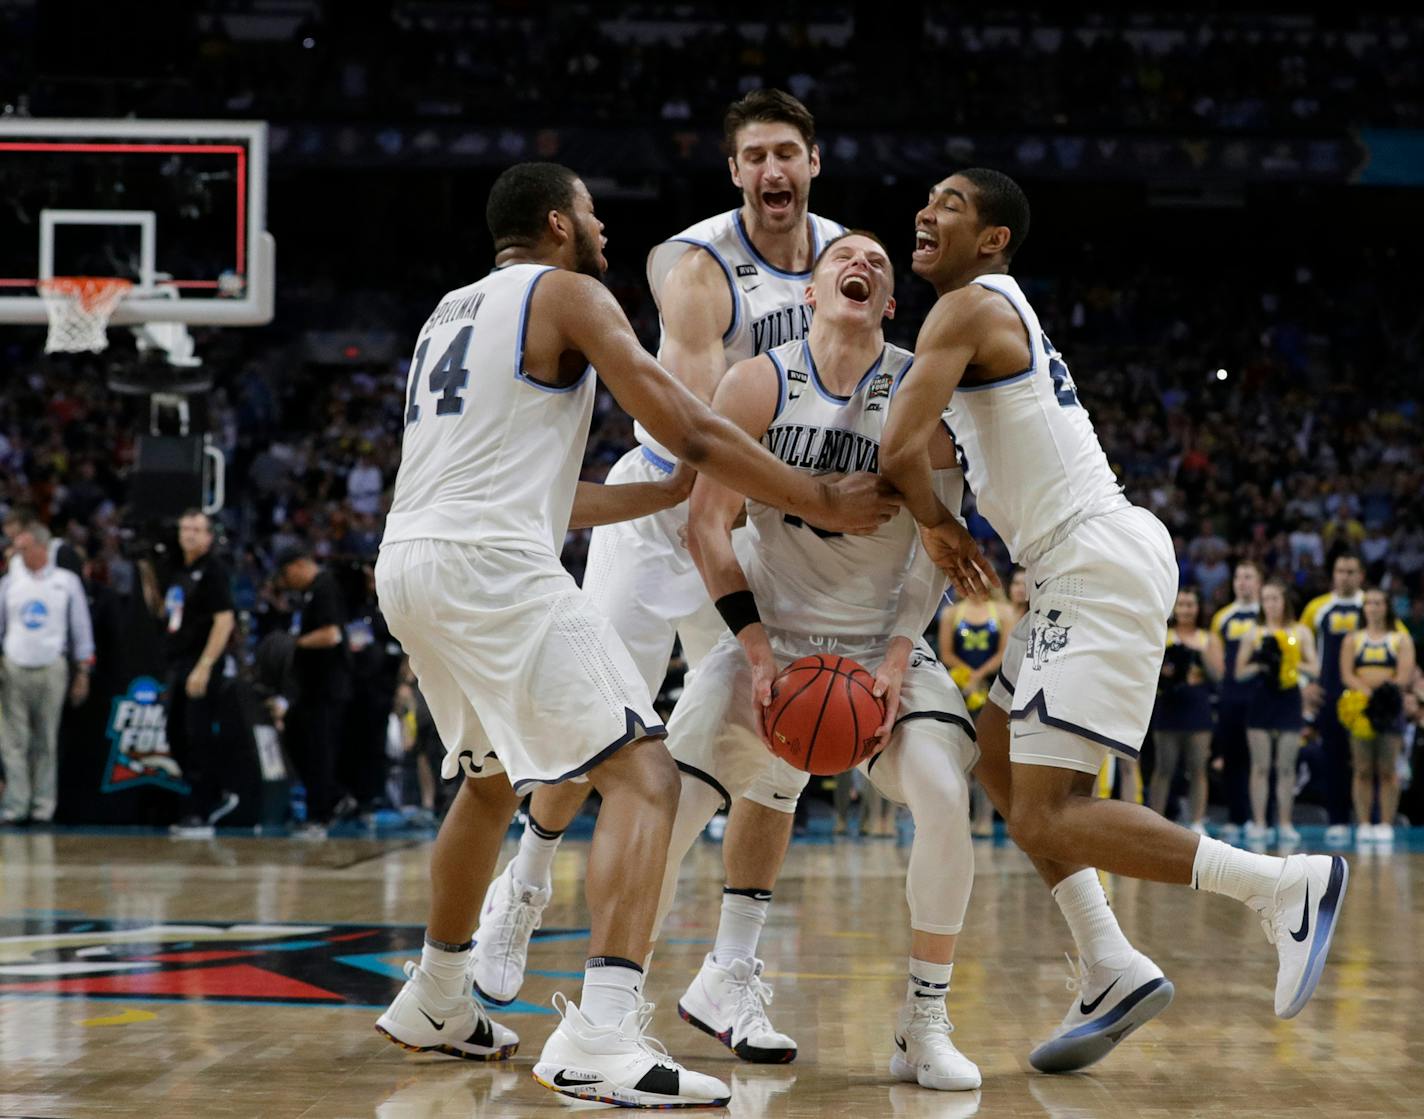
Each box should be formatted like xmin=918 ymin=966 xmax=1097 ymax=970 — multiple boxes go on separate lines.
xmin=764 ymin=423 xmax=879 ymax=473
xmin=750 ymin=303 xmax=813 ymax=355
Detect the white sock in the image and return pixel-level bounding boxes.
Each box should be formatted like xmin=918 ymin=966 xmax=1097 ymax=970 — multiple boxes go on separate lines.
xmin=711 ymin=888 xmax=770 ymax=966
xmin=511 ymin=816 xmax=563 ymax=888
xmin=421 ymin=935 xmax=471 ymax=1001
xmin=580 ymin=957 xmax=642 ymax=1027
xmin=1052 ymin=868 xmax=1134 ymax=969
xmin=908 ymin=957 xmax=952 ymax=1004
xmin=1191 ymin=835 xmax=1284 ymax=904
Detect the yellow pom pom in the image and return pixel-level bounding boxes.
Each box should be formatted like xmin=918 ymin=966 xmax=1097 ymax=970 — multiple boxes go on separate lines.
xmin=950 ymin=664 xmax=973 ymax=691
xmin=1275 ymin=630 xmax=1301 ymax=689
xmin=1336 ymin=689 xmax=1374 ymax=740
xmin=967 ymin=689 xmax=987 ymax=713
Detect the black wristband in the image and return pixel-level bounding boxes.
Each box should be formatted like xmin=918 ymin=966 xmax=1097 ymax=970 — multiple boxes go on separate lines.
xmin=715 ymin=590 xmax=761 ymax=636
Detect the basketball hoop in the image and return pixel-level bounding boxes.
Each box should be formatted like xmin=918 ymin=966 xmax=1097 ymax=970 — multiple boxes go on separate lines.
xmin=37 ymin=276 xmax=134 ymax=354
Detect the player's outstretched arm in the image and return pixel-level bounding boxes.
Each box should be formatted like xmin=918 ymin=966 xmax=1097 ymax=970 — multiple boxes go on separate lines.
xmin=880 ymin=291 xmax=980 ymax=526
xmin=542 ymin=271 xmax=898 ymax=534
xmin=568 ymin=466 xmax=693 ymax=530
xmin=882 ymin=293 xmax=996 ymax=597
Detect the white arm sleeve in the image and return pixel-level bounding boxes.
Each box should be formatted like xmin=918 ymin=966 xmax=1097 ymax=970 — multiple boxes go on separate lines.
xmin=890 ymin=468 xmax=963 ymax=643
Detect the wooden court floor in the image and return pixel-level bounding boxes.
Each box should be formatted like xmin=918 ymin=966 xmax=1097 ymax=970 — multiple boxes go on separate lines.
xmin=2 ymin=827 xmax=1421 ymax=1118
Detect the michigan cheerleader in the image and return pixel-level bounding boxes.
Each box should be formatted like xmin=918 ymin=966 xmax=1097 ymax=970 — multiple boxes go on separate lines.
xmin=1150 ymin=588 xmax=1215 ymax=833
xmin=939 ymin=590 xmax=1009 ymax=835
xmin=1235 ymin=582 xmax=1319 ymax=845
xmin=1339 ymin=588 xmax=1417 ymax=842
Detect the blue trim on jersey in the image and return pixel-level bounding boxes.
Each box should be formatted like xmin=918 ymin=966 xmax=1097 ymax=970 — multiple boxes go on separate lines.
xmin=734 ymin=212 xmax=815 ymax=281
xmin=668 ymin=237 xmax=740 ymax=344
xmin=1009 ymin=690 xmax=1142 ymax=759
xmin=803 ymin=340 xmax=885 ymax=405
xmin=964 ymin=281 xmax=1045 ymax=393
xmin=955 ymin=367 xmax=1036 ymax=393
xmin=641 ymin=446 xmax=675 ymax=474
xmin=513 ymin=266 xmax=593 ymax=395
xmin=767 ymin=349 xmax=791 ymax=420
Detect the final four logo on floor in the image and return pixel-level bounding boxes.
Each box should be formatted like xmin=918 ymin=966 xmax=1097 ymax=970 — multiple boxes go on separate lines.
xmin=103 ymin=675 xmax=188 ymax=794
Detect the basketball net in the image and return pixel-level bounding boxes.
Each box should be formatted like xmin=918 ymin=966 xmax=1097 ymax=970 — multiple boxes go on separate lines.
xmin=37 ymin=276 xmax=134 ymax=354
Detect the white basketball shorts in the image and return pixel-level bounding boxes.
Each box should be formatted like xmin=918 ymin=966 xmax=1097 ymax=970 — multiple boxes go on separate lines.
xmin=375 ymin=539 xmax=665 ymax=794
xmin=583 ymin=445 xmax=804 ymax=807
xmin=668 ymin=628 xmax=978 ymax=814
xmin=988 ymin=505 xmax=1177 ymax=775
xmin=582 ymin=446 xmax=727 ymax=689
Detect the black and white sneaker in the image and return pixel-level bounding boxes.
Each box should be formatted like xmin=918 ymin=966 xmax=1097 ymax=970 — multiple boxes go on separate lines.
xmin=677 ymin=954 xmax=797 ymax=1063
xmin=375 ymin=960 xmax=518 ymax=1060
xmin=1250 ymin=853 xmax=1349 ymax=1018
xmin=1029 ymin=950 xmax=1174 ymax=1073
xmin=533 ymin=993 xmax=730 ymax=1108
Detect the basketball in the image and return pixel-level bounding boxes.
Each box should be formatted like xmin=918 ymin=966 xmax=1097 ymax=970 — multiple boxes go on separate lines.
xmin=764 ymin=654 xmax=886 ymax=775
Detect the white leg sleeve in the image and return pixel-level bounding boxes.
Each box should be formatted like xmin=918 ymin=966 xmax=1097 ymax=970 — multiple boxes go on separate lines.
xmin=866 ymin=720 xmax=975 ymax=935
xmin=649 ymin=773 xmax=726 ymax=945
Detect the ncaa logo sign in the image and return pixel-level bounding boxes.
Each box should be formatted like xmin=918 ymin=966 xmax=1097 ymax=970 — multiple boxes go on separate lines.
xmin=102 ymin=675 xmax=187 ymax=795
xmin=20 ymin=599 xmax=48 ymax=629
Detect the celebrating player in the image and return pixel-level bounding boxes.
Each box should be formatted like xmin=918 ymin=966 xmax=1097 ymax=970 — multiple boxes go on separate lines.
xmin=372 ymin=162 xmax=895 ymax=1109
xmin=883 ymin=168 xmax=1348 ymax=1041
xmin=642 ymin=231 xmax=982 ymax=1092
xmin=471 ymin=89 xmax=850 ymax=1063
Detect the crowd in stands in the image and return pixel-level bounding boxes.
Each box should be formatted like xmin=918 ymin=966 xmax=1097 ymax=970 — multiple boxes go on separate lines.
xmin=4 ymin=5 xmax=1422 ymax=132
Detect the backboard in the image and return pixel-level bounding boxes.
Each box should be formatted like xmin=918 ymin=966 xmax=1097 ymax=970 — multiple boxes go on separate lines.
xmin=0 ymin=118 xmax=272 ymax=327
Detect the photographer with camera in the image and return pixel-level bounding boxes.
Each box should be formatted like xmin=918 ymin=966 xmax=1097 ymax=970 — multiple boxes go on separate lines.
xmin=1235 ymin=581 xmax=1318 ymax=845
xmin=1339 ymin=587 xmax=1416 ymax=843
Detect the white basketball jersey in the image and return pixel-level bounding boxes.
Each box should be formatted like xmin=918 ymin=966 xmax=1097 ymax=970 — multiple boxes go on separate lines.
xmin=745 ymin=338 xmax=964 ymax=637
xmin=383 ymin=263 xmax=595 ymax=557
xmin=637 ymin=209 xmax=846 ymax=462
xmin=943 ymin=274 xmax=1127 ymax=562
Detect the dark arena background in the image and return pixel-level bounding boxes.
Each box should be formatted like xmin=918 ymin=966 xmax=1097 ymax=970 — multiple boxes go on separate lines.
xmin=1 ymin=3 xmax=1422 ymax=1117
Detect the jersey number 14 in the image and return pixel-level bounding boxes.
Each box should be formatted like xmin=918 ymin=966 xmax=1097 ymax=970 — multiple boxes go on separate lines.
xmin=405 ymin=317 xmax=480 ymax=425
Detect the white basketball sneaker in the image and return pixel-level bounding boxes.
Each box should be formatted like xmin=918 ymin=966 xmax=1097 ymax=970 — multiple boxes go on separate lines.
xmin=890 ymin=997 xmax=981 ymax=1091
xmin=677 ymin=954 xmax=797 ymax=1063
xmin=375 ymin=960 xmax=519 ymax=1060
xmin=1028 ymin=950 xmax=1174 ymax=1073
xmin=533 ymin=993 xmax=731 ymax=1108
xmin=469 ymin=861 xmax=551 ymax=1005
xmin=1248 ymin=852 xmax=1349 ymax=1018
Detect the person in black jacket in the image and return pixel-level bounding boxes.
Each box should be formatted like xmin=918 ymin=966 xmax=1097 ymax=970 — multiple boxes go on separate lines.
xmin=276 ymin=547 xmax=352 ymax=837
xmin=163 ymin=511 xmax=238 ymax=836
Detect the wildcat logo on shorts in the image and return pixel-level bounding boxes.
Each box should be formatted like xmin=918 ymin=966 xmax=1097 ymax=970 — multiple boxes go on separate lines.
xmin=1028 ymin=608 xmax=1071 ymax=670
xmin=103 ymin=675 xmax=187 ymax=795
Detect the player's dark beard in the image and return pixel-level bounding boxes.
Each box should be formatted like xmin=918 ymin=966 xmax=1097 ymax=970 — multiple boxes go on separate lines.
xmin=573 ymin=223 xmax=604 ymax=278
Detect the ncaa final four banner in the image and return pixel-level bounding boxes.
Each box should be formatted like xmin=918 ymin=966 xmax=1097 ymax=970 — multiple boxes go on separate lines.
xmin=101 ymin=674 xmax=188 ymax=796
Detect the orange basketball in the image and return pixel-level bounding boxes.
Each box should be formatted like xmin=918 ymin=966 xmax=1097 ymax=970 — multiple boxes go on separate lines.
xmin=764 ymin=654 xmax=887 ymax=775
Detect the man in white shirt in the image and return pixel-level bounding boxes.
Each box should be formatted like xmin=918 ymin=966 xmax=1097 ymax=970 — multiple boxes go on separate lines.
xmin=0 ymin=523 xmax=94 ymax=824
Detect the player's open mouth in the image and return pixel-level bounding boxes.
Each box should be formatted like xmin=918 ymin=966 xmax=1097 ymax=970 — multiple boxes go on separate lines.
xmin=839 ymin=274 xmax=870 ymax=303
xmin=762 ymin=190 xmax=793 ymax=212
xmin=913 ymin=229 xmax=939 ymax=258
